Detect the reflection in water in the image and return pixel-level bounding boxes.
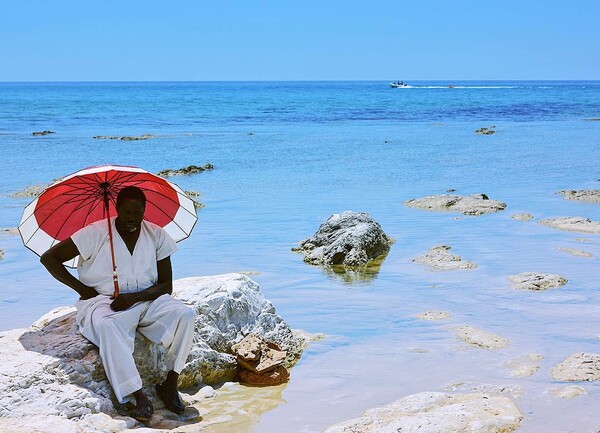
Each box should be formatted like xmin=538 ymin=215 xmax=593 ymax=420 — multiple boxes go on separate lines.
xmin=195 ymin=382 xmax=288 ymax=433
xmin=321 ymin=252 xmax=389 ymax=284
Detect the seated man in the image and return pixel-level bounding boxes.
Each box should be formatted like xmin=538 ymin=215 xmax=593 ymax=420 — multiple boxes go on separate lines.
xmin=41 ymin=186 xmax=195 ymax=421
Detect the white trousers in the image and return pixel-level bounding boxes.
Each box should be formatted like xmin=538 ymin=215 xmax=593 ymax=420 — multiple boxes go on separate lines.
xmin=75 ymin=294 xmax=195 ymax=403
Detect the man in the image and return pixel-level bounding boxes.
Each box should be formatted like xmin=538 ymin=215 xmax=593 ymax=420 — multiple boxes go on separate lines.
xmin=41 ymin=186 xmax=195 ymax=421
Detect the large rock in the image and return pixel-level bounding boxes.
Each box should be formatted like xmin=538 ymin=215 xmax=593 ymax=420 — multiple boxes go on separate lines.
xmin=557 ymin=189 xmax=600 ymax=203
xmin=323 ymin=392 xmax=522 ymax=433
xmin=412 ymin=245 xmax=477 ymax=271
xmin=404 ymin=193 xmax=506 ymax=215
xmin=292 ymin=211 xmax=393 ymax=267
xmin=0 ymin=273 xmax=305 ymax=429
xmin=539 ymin=217 xmax=600 ymax=233
xmin=551 ymin=353 xmax=600 ymax=382
xmin=508 ymin=272 xmax=567 ymax=291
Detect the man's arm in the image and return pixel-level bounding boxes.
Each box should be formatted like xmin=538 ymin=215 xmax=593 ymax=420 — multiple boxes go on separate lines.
xmin=110 ymin=256 xmax=173 ymax=311
xmin=40 ymin=238 xmax=98 ymax=300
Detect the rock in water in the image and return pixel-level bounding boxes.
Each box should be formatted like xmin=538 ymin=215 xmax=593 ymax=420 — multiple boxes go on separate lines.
xmin=455 ymin=325 xmax=509 ymax=350
xmin=551 ymin=353 xmax=600 ymax=382
xmin=557 ymin=189 xmax=600 ymax=203
xmin=508 ymin=272 xmax=567 ymax=291
xmin=292 ymin=211 xmax=393 ymax=267
xmin=404 ymin=193 xmax=506 ymax=215
xmin=412 ymin=245 xmax=477 ymax=271
xmin=323 ymin=392 xmax=522 ymax=433
xmin=539 ymin=217 xmax=600 ymax=233
xmin=0 ymin=273 xmax=305 ymax=429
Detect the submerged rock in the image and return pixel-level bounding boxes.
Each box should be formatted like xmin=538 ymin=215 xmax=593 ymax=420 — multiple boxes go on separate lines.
xmin=539 ymin=217 xmax=600 ymax=233
xmin=546 ymin=386 xmax=587 ymax=399
xmin=557 ymin=189 xmax=600 ymax=203
xmin=404 ymin=193 xmax=506 ymax=215
xmin=503 ymin=354 xmax=544 ymax=377
xmin=0 ymin=249 xmax=3 ymax=260
xmin=508 ymin=272 xmax=567 ymax=291
xmin=416 ymin=310 xmax=452 ymax=320
xmin=323 ymin=391 xmax=522 ymax=433
xmin=551 ymin=353 xmax=600 ymax=382
xmin=412 ymin=245 xmax=477 ymax=271
xmin=292 ymin=211 xmax=393 ymax=268
xmin=0 ymin=273 xmax=305 ymax=428
xmin=557 ymin=247 xmax=592 ymax=258
xmin=455 ymin=325 xmax=509 ymax=350
xmin=92 ymin=134 xmax=154 ymax=141
xmin=475 ymin=126 xmax=496 ymax=135
xmin=157 ymin=164 xmax=214 ymax=177
xmin=32 ymin=130 xmax=56 ymax=136
xmin=512 ymin=213 xmax=534 ymax=221
xmin=0 ymin=227 xmax=19 ymax=235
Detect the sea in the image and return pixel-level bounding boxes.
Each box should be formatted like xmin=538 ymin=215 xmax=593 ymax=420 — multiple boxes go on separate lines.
xmin=1 ymin=81 xmax=599 ymax=432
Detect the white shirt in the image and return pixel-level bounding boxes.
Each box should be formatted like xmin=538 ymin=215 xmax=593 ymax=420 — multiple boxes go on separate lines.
xmin=71 ymin=217 xmax=177 ymax=296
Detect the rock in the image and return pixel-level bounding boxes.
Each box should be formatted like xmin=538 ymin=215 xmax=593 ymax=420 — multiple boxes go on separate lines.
xmin=0 ymin=249 xmax=3 ymax=260
xmin=546 ymin=386 xmax=586 ymax=399
xmin=475 ymin=126 xmax=496 ymax=135
xmin=442 ymin=383 xmax=523 ymax=399
xmin=292 ymin=211 xmax=393 ymax=267
xmin=551 ymin=353 xmax=600 ymax=382
xmin=503 ymin=354 xmax=544 ymax=377
xmin=416 ymin=310 xmax=452 ymax=320
xmin=92 ymin=134 xmax=154 ymax=141
xmin=238 ymin=365 xmax=290 ymax=386
xmin=32 ymin=130 xmax=56 ymax=136
xmin=575 ymin=237 xmax=592 ymax=243
xmin=511 ymin=213 xmax=534 ymax=221
xmin=557 ymin=189 xmax=600 ymax=203
xmin=0 ymin=227 xmax=19 ymax=236
xmin=157 ymin=164 xmax=214 ymax=177
xmin=455 ymin=326 xmax=509 ymax=350
xmin=508 ymin=272 xmax=567 ymax=291
xmin=412 ymin=245 xmax=477 ymax=271
xmin=557 ymin=247 xmax=592 ymax=258
xmin=231 ymin=334 xmax=286 ymax=374
xmin=539 ymin=217 xmax=600 ymax=233
xmin=404 ymin=193 xmax=506 ymax=215
xmin=323 ymin=392 xmax=522 ymax=433
xmin=8 ymin=183 xmax=50 ymax=198
xmin=0 ymin=273 xmax=305 ymax=428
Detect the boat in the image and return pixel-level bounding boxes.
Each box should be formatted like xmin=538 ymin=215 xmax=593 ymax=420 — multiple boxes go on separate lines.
xmin=389 ymin=82 xmax=412 ymax=88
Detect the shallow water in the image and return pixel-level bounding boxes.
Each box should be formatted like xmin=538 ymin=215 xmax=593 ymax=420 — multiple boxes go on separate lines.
xmin=1 ymin=81 xmax=600 ymax=432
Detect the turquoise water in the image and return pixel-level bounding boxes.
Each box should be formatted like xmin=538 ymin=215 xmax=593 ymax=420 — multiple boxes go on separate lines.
xmin=1 ymin=81 xmax=600 ymax=432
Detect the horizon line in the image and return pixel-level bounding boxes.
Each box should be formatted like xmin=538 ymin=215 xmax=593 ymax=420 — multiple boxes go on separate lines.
xmin=1 ymin=79 xmax=599 ymax=84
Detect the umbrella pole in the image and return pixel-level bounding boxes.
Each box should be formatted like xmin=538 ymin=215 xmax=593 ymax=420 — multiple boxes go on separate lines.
xmin=102 ymin=191 xmax=120 ymax=298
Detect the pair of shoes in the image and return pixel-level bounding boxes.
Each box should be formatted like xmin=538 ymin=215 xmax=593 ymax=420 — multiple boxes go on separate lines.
xmin=156 ymin=382 xmax=186 ymax=414
xmin=130 ymin=399 xmax=154 ymax=422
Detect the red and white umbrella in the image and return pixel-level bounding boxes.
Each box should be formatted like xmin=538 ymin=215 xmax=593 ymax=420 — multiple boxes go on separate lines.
xmin=18 ymin=164 xmax=197 ymax=273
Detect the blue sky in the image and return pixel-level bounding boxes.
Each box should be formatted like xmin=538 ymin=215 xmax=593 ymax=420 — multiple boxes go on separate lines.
xmin=1 ymin=0 xmax=599 ymax=81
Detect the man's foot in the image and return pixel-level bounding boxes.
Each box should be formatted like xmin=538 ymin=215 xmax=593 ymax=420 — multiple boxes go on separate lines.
xmin=156 ymin=381 xmax=186 ymax=414
xmin=130 ymin=396 xmax=154 ymax=422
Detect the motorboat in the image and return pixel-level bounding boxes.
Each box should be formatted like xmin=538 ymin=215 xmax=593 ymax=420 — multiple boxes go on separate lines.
xmin=389 ymin=82 xmax=412 ymax=88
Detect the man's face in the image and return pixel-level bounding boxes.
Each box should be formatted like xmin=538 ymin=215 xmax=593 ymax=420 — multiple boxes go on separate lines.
xmin=116 ymin=199 xmax=145 ymax=233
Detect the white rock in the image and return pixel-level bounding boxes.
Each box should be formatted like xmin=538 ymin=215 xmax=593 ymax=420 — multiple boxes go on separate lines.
xmin=412 ymin=245 xmax=477 ymax=271
xmin=416 ymin=311 xmax=452 ymax=320
xmin=404 ymin=193 xmax=506 ymax=215
xmin=551 ymin=352 xmax=600 ymax=382
xmin=546 ymin=386 xmax=587 ymax=399
xmin=508 ymin=272 xmax=567 ymax=291
xmin=455 ymin=326 xmax=509 ymax=350
xmin=503 ymin=354 xmax=544 ymax=377
xmin=323 ymin=392 xmax=522 ymax=433
xmin=539 ymin=217 xmax=600 ymax=233
xmin=0 ymin=273 xmax=304 ymax=431
xmin=557 ymin=189 xmax=600 ymax=203
xmin=557 ymin=247 xmax=592 ymax=258
xmin=293 ymin=211 xmax=393 ymax=267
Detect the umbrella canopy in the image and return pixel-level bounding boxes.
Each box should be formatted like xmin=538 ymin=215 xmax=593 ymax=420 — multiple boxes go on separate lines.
xmin=19 ymin=164 xmax=198 ymax=269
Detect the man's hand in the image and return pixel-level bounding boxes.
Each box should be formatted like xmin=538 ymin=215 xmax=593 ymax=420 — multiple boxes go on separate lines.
xmin=79 ymin=286 xmax=99 ymax=301
xmin=110 ymin=293 xmax=140 ymax=311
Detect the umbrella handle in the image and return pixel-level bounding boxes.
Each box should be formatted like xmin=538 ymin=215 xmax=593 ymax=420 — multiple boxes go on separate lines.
xmin=103 ymin=194 xmax=120 ymax=298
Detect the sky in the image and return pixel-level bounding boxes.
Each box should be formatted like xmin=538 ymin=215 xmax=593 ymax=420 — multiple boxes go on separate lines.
xmin=1 ymin=0 xmax=599 ymax=81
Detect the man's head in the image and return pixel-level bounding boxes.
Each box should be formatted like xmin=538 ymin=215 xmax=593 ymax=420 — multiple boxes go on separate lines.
xmin=116 ymin=186 xmax=146 ymax=233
